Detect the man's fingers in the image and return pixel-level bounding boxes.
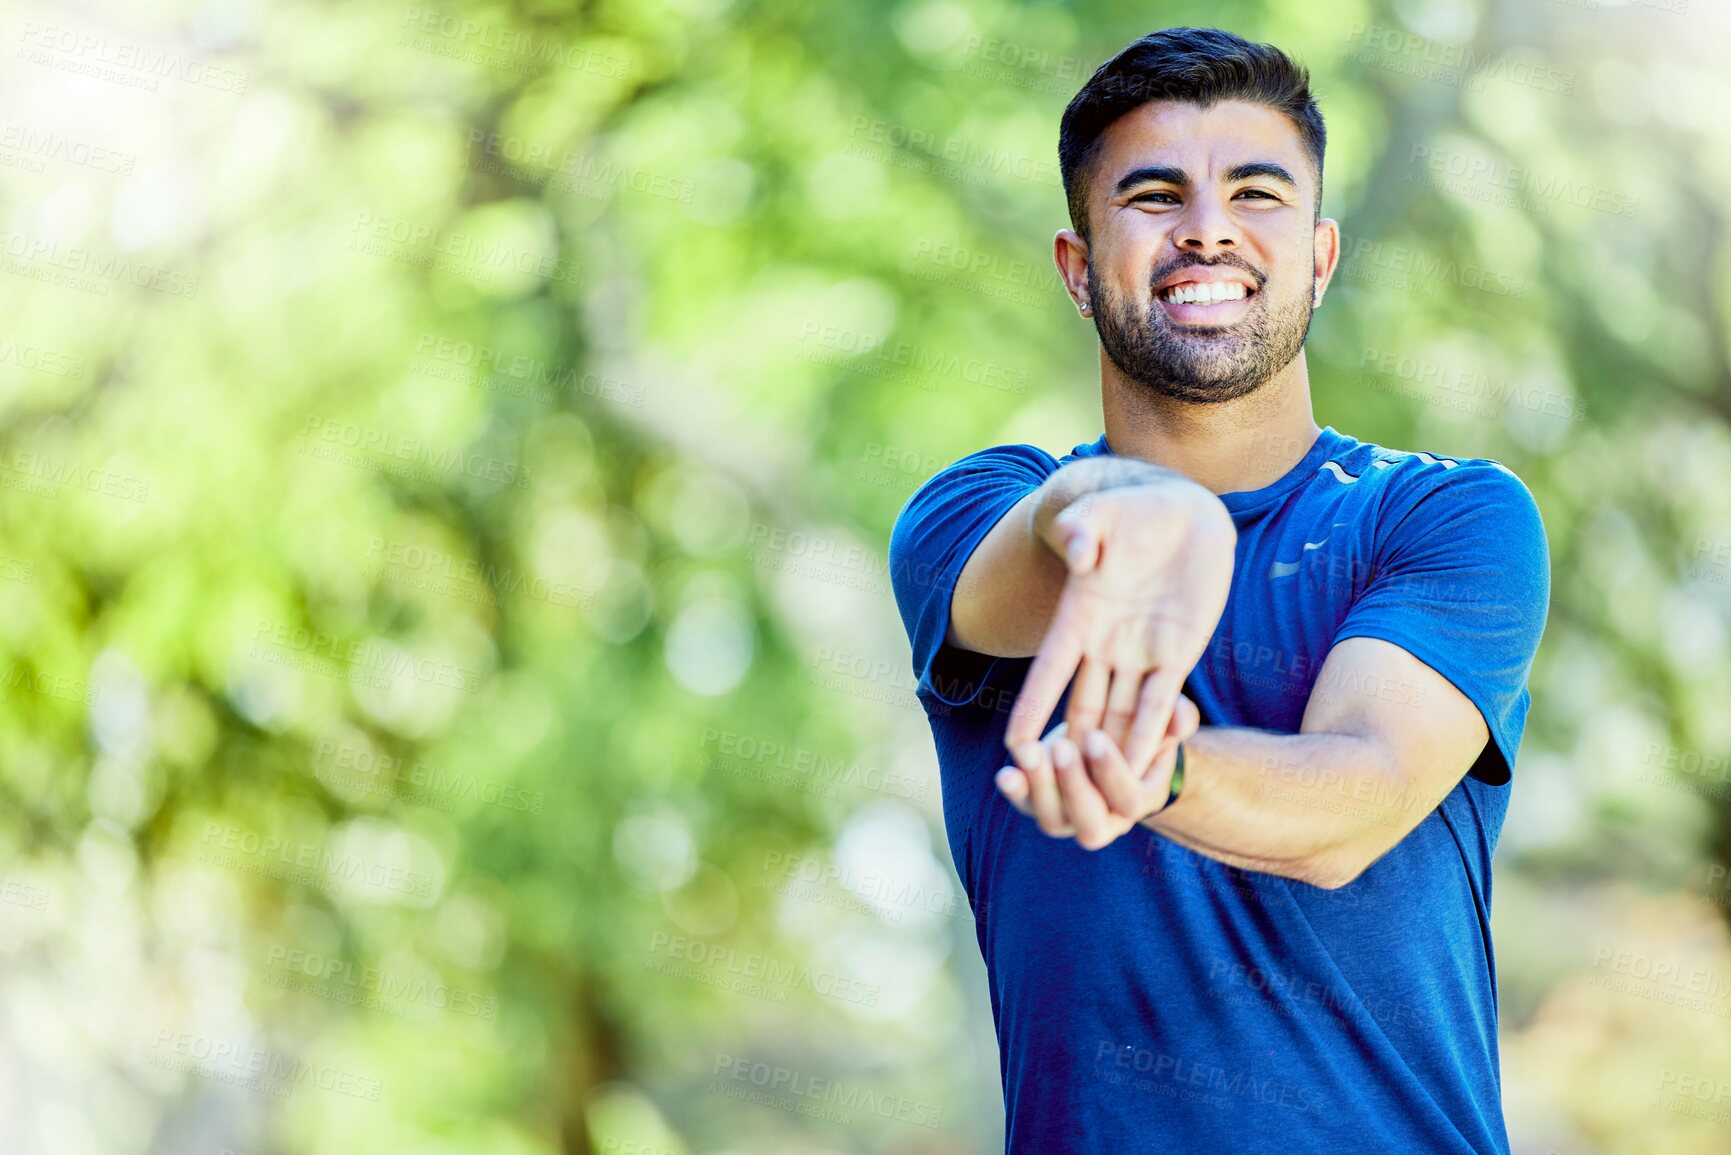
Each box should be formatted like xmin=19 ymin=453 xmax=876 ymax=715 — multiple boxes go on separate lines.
xmin=1021 ymin=738 xmax=1073 ymax=837
xmin=1137 ymin=739 xmax=1182 ymax=818
xmin=1082 ymin=727 xmax=1149 ymax=818
xmin=1053 ymin=509 xmax=1100 ymax=574
xmin=1053 ymin=738 xmax=1114 ymax=849
xmin=1064 ymin=656 xmax=1110 ymax=735
xmin=1170 ymin=693 xmax=1201 ymax=742
xmin=1006 ymin=614 xmax=1085 ymax=752
xmin=995 ymin=766 xmax=1033 ymax=817
xmin=1131 ymin=696 xmax=1199 ymax=819
xmin=1102 ymin=667 xmax=1144 ymax=749
xmin=1121 ymin=667 xmax=1184 ymax=778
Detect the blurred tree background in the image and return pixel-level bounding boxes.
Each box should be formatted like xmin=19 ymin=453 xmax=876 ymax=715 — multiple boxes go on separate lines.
xmin=1 ymin=0 xmax=1729 ymax=1152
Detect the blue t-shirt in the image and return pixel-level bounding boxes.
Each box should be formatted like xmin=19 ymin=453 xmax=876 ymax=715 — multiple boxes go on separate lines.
xmin=887 ymin=426 xmax=1551 ymax=1155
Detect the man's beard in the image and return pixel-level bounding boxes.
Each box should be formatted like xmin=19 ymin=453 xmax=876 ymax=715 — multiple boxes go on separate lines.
xmin=1088 ymin=258 xmax=1314 ymax=405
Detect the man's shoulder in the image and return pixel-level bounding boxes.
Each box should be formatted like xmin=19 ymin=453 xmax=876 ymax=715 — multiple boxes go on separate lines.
xmin=892 ymin=442 xmax=1066 ymax=530
xmin=1329 ymin=433 xmax=1539 ymax=517
xmin=1323 ymin=434 xmax=1544 ymax=562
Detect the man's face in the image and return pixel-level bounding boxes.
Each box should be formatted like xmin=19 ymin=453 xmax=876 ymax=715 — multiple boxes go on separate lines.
xmin=1071 ymin=99 xmax=1332 ymax=404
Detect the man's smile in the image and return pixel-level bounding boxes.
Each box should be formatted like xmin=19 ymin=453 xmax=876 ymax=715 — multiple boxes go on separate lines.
xmin=1152 ymin=267 xmax=1261 ymax=326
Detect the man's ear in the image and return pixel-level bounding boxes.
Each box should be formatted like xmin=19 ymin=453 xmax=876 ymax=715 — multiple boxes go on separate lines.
xmin=1054 ymin=229 xmax=1092 ymax=317
xmin=1312 ymin=217 xmax=1341 ymax=308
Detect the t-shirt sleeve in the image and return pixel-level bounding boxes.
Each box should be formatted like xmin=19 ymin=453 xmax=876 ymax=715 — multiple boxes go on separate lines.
xmin=888 ymin=443 xmax=1059 ymax=707
xmin=1329 ymin=460 xmax=1552 ymax=785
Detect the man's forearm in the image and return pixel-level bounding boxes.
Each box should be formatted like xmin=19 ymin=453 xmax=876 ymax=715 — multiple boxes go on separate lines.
xmin=947 ymin=455 xmax=1196 ymax=657
xmin=1140 ymin=726 xmax=1447 ymax=889
xmin=1027 ymin=456 xmax=1188 ymax=555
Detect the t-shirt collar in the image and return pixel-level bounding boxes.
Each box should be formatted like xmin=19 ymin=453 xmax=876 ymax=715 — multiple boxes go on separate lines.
xmin=1072 ymin=426 xmax=1350 ymax=514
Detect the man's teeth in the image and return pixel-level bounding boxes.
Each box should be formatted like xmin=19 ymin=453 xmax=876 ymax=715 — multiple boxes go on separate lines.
xmin=1161 ymin=282 xmax=1249 ymax=304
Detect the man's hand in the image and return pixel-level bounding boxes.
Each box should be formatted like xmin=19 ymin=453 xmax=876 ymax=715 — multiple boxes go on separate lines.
xmin=1005 ymin=483 xmax=1234 ymax=778
xmin=995 ymin=695 xmax=1202 ymax=851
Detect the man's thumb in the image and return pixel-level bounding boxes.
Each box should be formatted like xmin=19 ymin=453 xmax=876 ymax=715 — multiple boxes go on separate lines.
xmin=1057 ymin=514 xmax=1097 ymax=573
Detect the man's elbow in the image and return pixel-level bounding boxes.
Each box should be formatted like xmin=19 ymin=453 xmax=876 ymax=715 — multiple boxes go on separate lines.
xmin=1297 ymin=844 xmax=1374 ymax=891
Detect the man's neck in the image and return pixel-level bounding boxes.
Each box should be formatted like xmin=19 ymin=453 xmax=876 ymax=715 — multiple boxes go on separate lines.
xmin=1099 ymin=352 xmax=1323 ymax=496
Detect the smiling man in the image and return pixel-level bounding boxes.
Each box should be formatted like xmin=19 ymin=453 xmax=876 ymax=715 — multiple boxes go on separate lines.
xmin=888 ymin=27 xmax=1551 ymax=1155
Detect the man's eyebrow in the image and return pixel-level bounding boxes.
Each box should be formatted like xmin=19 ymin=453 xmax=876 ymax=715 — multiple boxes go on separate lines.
xmin=1112 ymin=165 xmax=1187 ymax=195
xmin=1224 ymin=161 xmax=1299 ymax=188
xmin=1112 ymin=161 xmax=1300 ymax=196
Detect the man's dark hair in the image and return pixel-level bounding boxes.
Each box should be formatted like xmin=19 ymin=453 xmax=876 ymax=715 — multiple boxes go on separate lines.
xmin=1059 ymin=27 xmax=1325 ymax=240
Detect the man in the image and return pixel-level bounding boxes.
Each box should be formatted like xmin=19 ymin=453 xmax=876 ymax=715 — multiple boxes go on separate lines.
xmin=887 ymin=27 xmax=1550 ymax=1155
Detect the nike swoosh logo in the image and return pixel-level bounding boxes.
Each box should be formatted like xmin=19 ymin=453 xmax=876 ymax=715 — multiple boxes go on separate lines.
xmin=1269 ymin=533 xmax=1336 ymax=579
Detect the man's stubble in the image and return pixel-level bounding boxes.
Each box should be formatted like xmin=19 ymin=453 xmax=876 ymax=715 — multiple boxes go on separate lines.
xmin=1087 ymin=253 xmax=1316 ymax=406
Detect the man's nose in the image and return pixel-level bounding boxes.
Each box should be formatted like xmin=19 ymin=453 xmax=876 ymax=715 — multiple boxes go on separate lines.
xmin=1173 ymin=196 xmax=1242 ymax=252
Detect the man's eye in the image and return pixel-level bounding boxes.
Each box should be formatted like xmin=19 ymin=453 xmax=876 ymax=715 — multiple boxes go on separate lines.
xmin=1236 ymin=189 xmax=1277 ymax=200
xmin=1131 ymin=192 xmax=1177 ymax=205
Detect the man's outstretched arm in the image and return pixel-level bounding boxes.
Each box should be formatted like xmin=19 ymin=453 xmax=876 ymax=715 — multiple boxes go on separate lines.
xmin=999 ymin=459 xmax=1547 ymax=882
xmin=1142 ymin=636 xmax=1487 ymax=888
xmin=943 ymin=454 xmax=1235 ymax=767
xmin=946 ymin=454 xmax=1198 ymax=658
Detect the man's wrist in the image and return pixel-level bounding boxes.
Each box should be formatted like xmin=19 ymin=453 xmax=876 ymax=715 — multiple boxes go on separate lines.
xmin=1165 ymin=740 xmax=1186 ymax=810
xmin=1028 ymin=458 xmax=1186 ymax=558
